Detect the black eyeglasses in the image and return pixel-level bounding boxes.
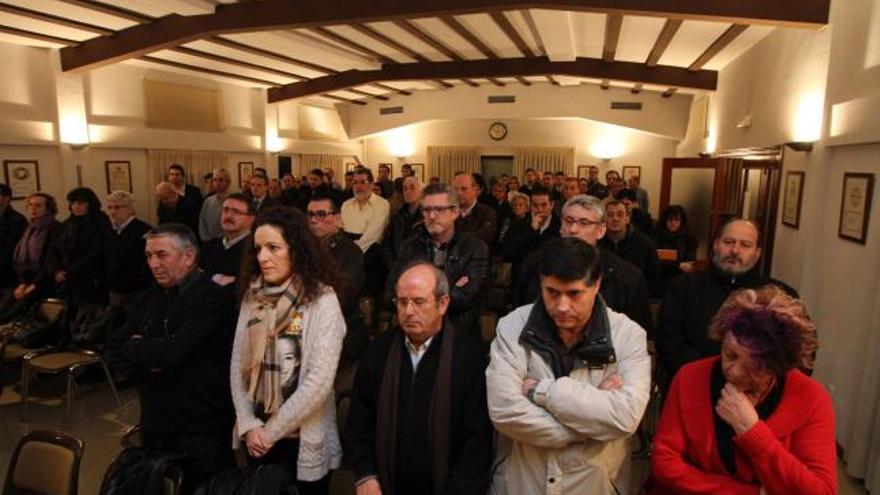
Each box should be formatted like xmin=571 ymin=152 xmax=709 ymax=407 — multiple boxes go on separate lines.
xmin=420 ymin=205 xmax=457 ymax=216
xmin=222 ymin=207 xmax=252 ymax=216
xmin=307 ymin=210 xmax=337 ymax=219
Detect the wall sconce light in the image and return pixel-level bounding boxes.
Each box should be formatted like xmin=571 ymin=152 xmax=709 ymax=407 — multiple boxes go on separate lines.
xmin=784 ymin=141 xmax=814 ymax=152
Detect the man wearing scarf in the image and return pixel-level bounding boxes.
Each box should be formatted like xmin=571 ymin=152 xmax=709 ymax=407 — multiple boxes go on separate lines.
xmin=487 ymin=238 xmax=651 ymax=495
xmin=346 ymin=262 xmax=493 ymax=495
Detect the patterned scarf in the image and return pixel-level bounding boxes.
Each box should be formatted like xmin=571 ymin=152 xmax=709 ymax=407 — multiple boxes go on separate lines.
xmin=240 ymin=276 xmax=303 ymax=419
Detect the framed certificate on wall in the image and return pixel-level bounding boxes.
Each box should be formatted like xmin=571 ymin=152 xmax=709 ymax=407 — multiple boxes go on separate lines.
xmin=3 ymin=160 xmax=40 ymax=199
xmin=838 ymin=172 xmax=874 ymax=244
xmin=105 ymin=161 xmax=133 ymax=193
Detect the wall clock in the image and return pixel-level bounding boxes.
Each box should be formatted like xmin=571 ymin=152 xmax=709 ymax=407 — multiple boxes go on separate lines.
xmin=489 ymin=122 xmax=508 ymax=140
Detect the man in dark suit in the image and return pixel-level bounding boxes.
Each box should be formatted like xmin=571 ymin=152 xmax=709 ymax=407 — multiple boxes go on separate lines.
xmin=346 ymin=262 xmax=492 ymax=495
xmin=248 ymin=175 xmax=281 ymax=214
xmin=0 ymin=183 xmax=26 ymax=289
xmin=452 ymin=172 xmax=497 ymax=247
xmin=200 ymin=193 xmax=254 ymax=289
xmin=155 ymin=181 xmax=200 ymax=237
xmin=167 ymin=164 xmax=203 ymax=210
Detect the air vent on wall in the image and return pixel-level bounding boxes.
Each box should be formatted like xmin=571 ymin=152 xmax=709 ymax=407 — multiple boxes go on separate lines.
xmin=379 ymin=106 xmax=404 ymax=115
xmin=610 ymin=101 xmax=643 ymax=110
xmin=488 ymin=95 xmax=516 ymax=104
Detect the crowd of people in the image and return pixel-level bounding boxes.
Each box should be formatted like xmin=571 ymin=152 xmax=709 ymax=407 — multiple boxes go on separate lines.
xmin=0 ymin=162 xmax=836 ymax=495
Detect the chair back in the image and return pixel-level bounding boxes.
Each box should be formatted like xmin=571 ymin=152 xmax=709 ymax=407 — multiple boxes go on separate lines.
xmin=38 ymin=298 xmax=66 ymax=325
xmin=3 ymin=430 xmax=84 ymax=495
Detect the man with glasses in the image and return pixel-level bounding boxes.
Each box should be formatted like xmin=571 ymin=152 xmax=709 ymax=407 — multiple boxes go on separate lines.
xmin=346 ymin=262 xmax=493 ymax=495
xmin=106 ymin=191 xmax=153 ymax=306
xmin=200 ymin=193 xmax=254 ymax=288
xmin=307 ymin=193 xmax=368 ymax=363
xmin=385 ymin=183 xmax=488 ymax=336
xmin=515 ymin=195 xmax=652 ymax=332
xmin=198 ymin=168 xmax=232 ymax=242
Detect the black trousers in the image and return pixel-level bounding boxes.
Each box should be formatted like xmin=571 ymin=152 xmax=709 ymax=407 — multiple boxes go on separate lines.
xmin=142 ymin=428 xmax=236 ymax=495
xmin=247 ymin=439 xmax=330 ymax=495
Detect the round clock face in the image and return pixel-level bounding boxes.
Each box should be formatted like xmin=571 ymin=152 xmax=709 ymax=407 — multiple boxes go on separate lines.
xmin=489 ymin=122 xmax=507 ymax=140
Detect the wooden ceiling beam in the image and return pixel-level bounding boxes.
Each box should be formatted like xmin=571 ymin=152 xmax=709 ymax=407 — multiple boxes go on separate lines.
xmin=268 ymin=56 xmax=717 ymax=102
xmin=320 ymin=93 xmax=368 ymax=105
xmin=0 ymin=24 xmax=75 ymax=45
xmin=208 ymin=36 xmax=340 ymax=74
xmin=309 ymin=26 xmax=394 ymax=64
xmin=391 ymin=19 xmax=480 ymax=87
xmin=490 ymin=12 xmax=551 ymax=85
xmin=140 ymin=55 xmax=280 ymax=86
xmin=646 ymin=19 xmax=682 ymax=66
xmin=602 ymin=14 xmax=623 ymax=62
xmin=441 ymin=15 xmax=527 ymax=86
xmin=54 ymin=0 xmax=151 ymax=23
xmin=0 ymin=2 xmax=114 ymax=35
xmin=689 ymin=24 xmax=748 ymax=70
xmin=59 ymin=0 xmax=830 ymax=73
xmin=171 ymin=46 xmax=304 ymax=80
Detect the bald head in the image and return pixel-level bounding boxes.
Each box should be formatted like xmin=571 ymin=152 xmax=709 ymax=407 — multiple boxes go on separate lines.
xmin=155 ymin=181 xmax=178 ymax=207
xmin=395 ymin=262 xmax=450 ymax=345
xmin=713 ymin=219 xmax=762 ymax=275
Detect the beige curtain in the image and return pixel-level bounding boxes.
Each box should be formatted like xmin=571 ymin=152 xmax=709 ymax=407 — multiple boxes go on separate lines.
xmin=146 ymin=149 xmax=230 ymax=223
xmin=512 ymin=146 xmax=575 ymax=180
xmin=427 ymin=146 xmax=481 ymax=183
xmin=295 ymin=154 xmax=346 ymax=183
xmin=845 ymin=282 xmax=880 ymax=494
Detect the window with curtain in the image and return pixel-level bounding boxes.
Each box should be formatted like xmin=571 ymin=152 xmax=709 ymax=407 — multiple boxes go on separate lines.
xmin=146 ymin=149 xmax=230 ymax=223
xmin=294 ymin=154 xmax=348 ymax=185
xmin=512 ymin=147 xmax=575 ymax=180
xmin=426 ymin=146 xmax=481 ymax=183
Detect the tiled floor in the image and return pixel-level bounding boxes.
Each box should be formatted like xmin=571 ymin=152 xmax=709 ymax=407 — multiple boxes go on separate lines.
xmin=0 ymin=372 xmax=870 ymax=495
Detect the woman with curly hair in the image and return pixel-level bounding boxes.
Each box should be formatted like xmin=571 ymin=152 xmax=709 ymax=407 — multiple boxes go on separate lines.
xmin=230 ymin=207 xmax=346 ymax=495
xmin=649 ymin=286 xmax=835 ymax=495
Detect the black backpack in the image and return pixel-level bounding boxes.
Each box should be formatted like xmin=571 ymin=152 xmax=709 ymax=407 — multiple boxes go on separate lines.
xmin=194 ymin=464 xmax=299 ymax=495
xmin=99 ymin=447 xmax=185 ymax=495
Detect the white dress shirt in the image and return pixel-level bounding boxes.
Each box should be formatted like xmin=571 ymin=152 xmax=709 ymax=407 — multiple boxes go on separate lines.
xmin=340 ymin=193 xmax=390 ymax=252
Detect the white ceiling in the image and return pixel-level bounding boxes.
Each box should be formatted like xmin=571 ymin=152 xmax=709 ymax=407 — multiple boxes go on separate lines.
xmin=0 ymin=0 xmax=781 ymax=106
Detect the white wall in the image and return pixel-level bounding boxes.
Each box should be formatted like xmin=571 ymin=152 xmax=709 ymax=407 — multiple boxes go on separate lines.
xmin=364 ymin=118 xmax=677 ymax=216
xmin=0 ymin=40 xmax=361 ymax=221
xmin=678 ymin=0 xmax=880 ymax=458
xmin=344 ymin=83 xmax=693 ymax=141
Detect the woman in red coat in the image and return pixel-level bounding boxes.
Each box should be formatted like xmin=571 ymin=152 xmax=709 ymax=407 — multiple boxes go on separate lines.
xmin=649 ymin=285 xmax=836 ymax=495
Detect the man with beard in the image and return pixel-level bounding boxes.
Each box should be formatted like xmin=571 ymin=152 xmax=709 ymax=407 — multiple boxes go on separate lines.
xmin=655 ymin=218 xmax=798 ymax=378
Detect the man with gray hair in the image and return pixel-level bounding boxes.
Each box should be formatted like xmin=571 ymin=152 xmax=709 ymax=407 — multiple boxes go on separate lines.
xmin=198 ymin=168 xmax=232 ymax=242
xmin=346 ymin=261 xmax=493 ymax=495
xmin=515 ymin=194 xmax=652 ymax=332
xmin=105 ymin=190 xmax=153 ymax=306
xmin=385 ymin=183 xmax=489 ymax=336
xmin=107 ymin=223 xmax=236 ymax=494
xmin=382 ymin=175 xmax=424 ymax=270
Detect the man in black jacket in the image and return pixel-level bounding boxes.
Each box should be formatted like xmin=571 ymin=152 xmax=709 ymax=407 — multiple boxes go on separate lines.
xmin=346 ymin=263 xmax=492 ymax=495
xmin=501 ymin=185 xmax=559 ymax=289
xmin=200 ymin=193 xmax=254 ymax=289
xmin=656 ymin=218 xmax=798 ymax=378
xmin=386 ymin=183 xmax=489 ymax=336
xmin=109 ymin=223 xmax=236 ymax=495
xmin=167 ymin=164 xmax=203 ymax=210
xmin=0 ymin=183 xmax=26 ymax=289
xmin=105 ymin=191 xmax=153 ymax=307
xmin=453 ymin=172 xmax=497 ymax=247
xmin=307 ymin=193 xmax=369 ymax=364
xmin=600 ymin=200 xmax=662 ymax=298
xmin=381 ymin=176 xmax=423 ymax=271
xmin=515 ymin=195 xmax=653 ymax=333
xmin=156 ymin=182 xmax=200 ymax=237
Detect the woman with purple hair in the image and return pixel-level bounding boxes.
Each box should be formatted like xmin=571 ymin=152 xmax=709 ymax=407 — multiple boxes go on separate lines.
xmin=648 ymin=286 xmax=836 ymax=495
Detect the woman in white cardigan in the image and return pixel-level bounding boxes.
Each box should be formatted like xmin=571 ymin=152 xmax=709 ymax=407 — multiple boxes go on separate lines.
xmin=230 ymin=207 xmax=346 ymax=495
